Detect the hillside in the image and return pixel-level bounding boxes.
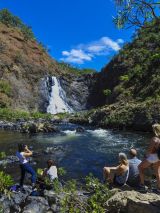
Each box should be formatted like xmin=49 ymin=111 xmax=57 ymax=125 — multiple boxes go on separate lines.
xmin=0 ymin=9 xmax=97 ymax=113
xmin=71 ymin=19 xmax=160 ymax=131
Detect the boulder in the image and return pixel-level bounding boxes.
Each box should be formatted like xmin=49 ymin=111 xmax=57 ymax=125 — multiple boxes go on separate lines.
xmin=20 ymin=122 xmax=59 ymax=134
xmin=76 ymin=126 xmax=85 ymax=133
xmin=105 ymin=190 xmax=160 ymax=213
xmin=22 ymin=196 xmax=49 ymax=213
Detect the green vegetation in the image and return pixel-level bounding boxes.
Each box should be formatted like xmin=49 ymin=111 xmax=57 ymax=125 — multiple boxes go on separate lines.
xmin=57 ymin=62 xmax=96 ymax=76
xmin=0 ymin=9 xmax=34 ymax=40
xmin=37 ymin=167 xmax=112 ymax=212
xmin=113 ymin=0 xmax=160 ymax=29
xmin=105 ymin=19 xmax=160 ymax=103
xmin=103 ymin=89 xmax=112 ymax=96
xmin=59 ymin=174 xmax=112 ymax=212
xmin=0 ymin=108 xmax=52 ymax=121
xmin=0 ymin=80 xmax=11 ymax=96
xmin=119 ymin=75 xmax=129 ymax=82
xmin=0 ymin=171 xmax=13 ymax=195
xmin=0 ymin=152 xmax=6 ymax=159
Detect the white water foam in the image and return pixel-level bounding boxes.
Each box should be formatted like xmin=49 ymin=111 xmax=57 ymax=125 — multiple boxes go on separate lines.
xmin=87 ymin=129 xmax=109 ymax=137
xmin=62 ymin=130 xmax=77 ymax=135
xmin=47 ymin=77 xmax=73 ymax=114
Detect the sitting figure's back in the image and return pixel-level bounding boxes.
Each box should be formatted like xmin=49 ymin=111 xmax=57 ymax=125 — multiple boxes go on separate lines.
xmin=127 ymin=149 xmax=141 ymax=187
xmin=43 ymin=159 xmax=58 ymax=181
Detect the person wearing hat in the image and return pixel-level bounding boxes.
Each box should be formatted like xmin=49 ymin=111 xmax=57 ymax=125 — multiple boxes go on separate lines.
xmin=138 ymin=123 xmax=160 ymax=192
xmin=127 ymin=149 xmax=141 ymax=187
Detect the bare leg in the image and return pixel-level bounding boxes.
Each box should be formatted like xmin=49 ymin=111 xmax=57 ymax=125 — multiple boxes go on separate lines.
xmin=103 ymin=167 xmax=116 ymax=183
xmin=138 ymin=160 xmax=151 ymax=185
xmin=153 ymin=161 xmax=160 ymax=188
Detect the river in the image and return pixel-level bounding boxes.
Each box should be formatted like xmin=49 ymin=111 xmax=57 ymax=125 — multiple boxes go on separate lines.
xmin=0 ymin=123 xmax=151 ymax=183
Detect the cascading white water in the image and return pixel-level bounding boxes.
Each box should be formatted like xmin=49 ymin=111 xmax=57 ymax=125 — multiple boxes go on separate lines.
xmin=47 ymin=76 xmax=73 ymax=114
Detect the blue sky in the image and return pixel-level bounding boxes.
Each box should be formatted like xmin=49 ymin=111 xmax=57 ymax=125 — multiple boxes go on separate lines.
xmin=0 ymin=0 xmax=134 ymax=71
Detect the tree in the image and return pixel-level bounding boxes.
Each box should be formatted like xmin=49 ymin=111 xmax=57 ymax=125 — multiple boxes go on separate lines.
xmin=113 ymin=0 xmax=160 ymax=28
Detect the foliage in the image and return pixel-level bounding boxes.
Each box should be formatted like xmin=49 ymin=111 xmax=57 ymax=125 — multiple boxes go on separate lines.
xmin=0 ymin=108 xmax=52 ymax=121
xmin=113 ymin=0 xmax=160 ymax=29
xmin=38 ymin=42 xmax=50 ymax=53
xmin=119 ymin=75 xmax=129 ymax=82
xmin=0 ymin=152 xmax=6 ymax=159
xmin=0 ymin=80 xmax=11 ymax=96
xmin=0 ymin=9 xmax=35 ymax=40
xmin=0 ymin=205 xmax=3 ymax=213
xmin=0 ymin=171 xmax=14 ymax=195
xmin=58 ymin=167 xmax=67 ymax=177
xmin=58 ymin=174 xmax=112 ymax=213
xmin=103 ymin=89 xmax=111 ymax=96
xmin=58 ymin=62 xmax=96 ymax=76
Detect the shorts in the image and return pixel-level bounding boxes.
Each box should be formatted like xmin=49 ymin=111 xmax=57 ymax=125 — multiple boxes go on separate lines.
xmin=146 ymin=154 xmax=159 ymax=163
xmin=113 ymin=175 xmax=124 ymax=187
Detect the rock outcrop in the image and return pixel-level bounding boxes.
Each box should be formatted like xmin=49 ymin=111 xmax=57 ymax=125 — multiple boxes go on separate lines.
xmin=1 ymin=187 xmax=160 ymax=213
xmin=105 ymin=190 xmax=160 ymax=213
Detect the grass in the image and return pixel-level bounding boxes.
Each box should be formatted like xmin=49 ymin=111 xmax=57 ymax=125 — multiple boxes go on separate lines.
xmin=0 ymin=108 xmax=52 ymax=121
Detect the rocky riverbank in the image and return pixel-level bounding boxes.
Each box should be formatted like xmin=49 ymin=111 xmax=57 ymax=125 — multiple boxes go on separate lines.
xmin=69 ymin=100 xmax=160 ymax=132
xmin=0 ymin=119 xmax=60 ymax=133
xmin=1 ymin=185 xmax=160 ymax=213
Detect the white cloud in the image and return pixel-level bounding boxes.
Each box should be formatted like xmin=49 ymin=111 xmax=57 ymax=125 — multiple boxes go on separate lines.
xmin=61 ymin=36 xmax=124 ymax=64
xmin=117 ymin=38 xmax=124 ymax=44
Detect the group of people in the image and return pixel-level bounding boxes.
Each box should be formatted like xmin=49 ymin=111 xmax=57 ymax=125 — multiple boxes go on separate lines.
xmin=15 ymin=123 xmax=160 ymax=194
xmin=16 ymin=144 xmax=58 ymax=191
xmin=103 ymin=123 xmax=160 ymax=193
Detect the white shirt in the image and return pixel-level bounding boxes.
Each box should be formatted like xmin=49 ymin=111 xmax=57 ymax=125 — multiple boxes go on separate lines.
xmin=46 ymin=166 xmax=58 ymax=181
xmin=16 ymin=151 xmax=28 ymax=164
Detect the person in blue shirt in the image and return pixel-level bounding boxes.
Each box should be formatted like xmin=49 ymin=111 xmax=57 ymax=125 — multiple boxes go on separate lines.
xmin=127 ymin=149 xmax=142 ymax=187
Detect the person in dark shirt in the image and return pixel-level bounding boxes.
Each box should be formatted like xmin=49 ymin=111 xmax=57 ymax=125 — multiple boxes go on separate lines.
xmin=127 ymin=149 xmax=142 ymax=187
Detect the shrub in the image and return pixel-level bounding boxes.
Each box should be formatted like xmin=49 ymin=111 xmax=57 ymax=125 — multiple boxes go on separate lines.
xmin=59 ymin=174 xmax=112 ymax=213
xmin=0 ymin=152 xmax=6 ymax=159
xmin=0 ymin=171 xmax=14 ymax=195
xmin=0 ymin=80 xmax=11 ymax=96
xmin=103 ymin=89 xmax=112 ymax=96
xmin=21 ymin=25 xmax=35 ymax=41
xmin=119 ymin=75 xmax=129 ymax=82
xmin=0 ymin=108 xmax=52 ymax=121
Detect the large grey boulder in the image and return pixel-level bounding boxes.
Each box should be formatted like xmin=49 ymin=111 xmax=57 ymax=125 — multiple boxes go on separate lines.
xmin=105 ymin=190 xmax=160 ymax=213
xmin=22 ymin=196 xmax=49 ymax=213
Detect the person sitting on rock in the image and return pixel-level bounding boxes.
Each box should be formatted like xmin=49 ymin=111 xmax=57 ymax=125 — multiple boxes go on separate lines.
xmin=138 ymin=123 xmax=160 ymax=193
xmin=43 ymin=159 xmax=58 ymax=181
xmin=16 ymin=144 xmax=36 ymax=190
xmin=127 ymin=149 xmax=142 ymax=187
xmin=103 ymin=152 xmax=129 ymax=186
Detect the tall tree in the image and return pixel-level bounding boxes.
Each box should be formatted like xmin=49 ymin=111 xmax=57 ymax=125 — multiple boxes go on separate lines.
xmin=113 ymin=0 xmax=160 ymax=28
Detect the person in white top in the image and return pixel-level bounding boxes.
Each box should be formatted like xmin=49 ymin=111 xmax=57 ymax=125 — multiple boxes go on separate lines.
xmin=16 ymin=144 xmax=36 ymax=189
xmin=43 ymin=159 xmax=58 ymax=181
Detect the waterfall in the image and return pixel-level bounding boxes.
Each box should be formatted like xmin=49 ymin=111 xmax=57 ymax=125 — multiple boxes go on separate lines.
xmin=47 ymin=76 xmax=73 ymax=114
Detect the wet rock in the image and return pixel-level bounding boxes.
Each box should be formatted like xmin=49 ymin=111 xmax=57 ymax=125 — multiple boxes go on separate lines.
xmin=105 ymin=190 xmax=160 ymax=213
xmin=44 ymin=190 xmax=57 ymax=205
xmin=76 ymin=126 xmax=85 ymax=133
xmin=20 ymin=122 xmax=59 ymax=134
xmin=0 ymin=155 xmax=19 ymax=166
xmin=22 ymin=196 xmax=49 ymax=213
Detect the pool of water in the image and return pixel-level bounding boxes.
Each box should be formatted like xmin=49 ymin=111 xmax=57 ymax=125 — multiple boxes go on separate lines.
xmin=0 ymin=123 xmax=151 ymax=182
